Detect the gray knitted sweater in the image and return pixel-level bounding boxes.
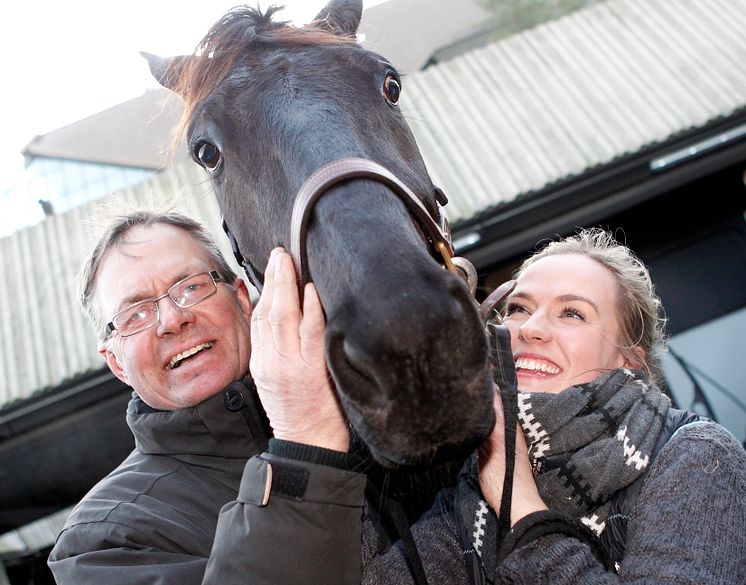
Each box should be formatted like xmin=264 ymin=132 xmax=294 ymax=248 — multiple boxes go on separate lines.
xmin=362 ymin=421 xmax=746 ymax=584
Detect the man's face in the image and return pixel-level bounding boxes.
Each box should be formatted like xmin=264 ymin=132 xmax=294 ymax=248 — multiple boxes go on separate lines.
xmin=96 ymin=224 xmax=252 ymax=410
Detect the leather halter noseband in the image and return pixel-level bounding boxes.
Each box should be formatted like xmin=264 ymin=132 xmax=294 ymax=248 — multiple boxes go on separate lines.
xmin=290 ymin=157 xmax=457 ymax=290
xmin=223 ymin=157 xmax=475 ymax=295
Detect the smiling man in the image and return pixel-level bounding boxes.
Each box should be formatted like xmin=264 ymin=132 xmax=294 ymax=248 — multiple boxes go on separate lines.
xmin=48 ymin=210 xmax=366 ymax=585
xmin=93 ymin=219 xmax=253 ymax=409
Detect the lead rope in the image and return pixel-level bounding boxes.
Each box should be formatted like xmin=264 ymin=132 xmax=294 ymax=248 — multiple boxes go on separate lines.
xmin=386 ymin=498 xmax=430 ymax=585
xmin=479 ymin=281 xmax=519 ymax=582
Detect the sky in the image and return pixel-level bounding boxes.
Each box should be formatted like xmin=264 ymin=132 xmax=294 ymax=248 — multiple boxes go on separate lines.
xmin=0 ymin=0 xmax=387 ymax=190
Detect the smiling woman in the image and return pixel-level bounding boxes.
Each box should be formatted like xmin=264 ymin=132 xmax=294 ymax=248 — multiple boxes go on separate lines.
xmin=505 ymin=255 xmax=634 ymax=393
xmin=502 ymin=233 xmax=660 ymax=394
xmin=458 ymin=228 xmax=746 ymax=584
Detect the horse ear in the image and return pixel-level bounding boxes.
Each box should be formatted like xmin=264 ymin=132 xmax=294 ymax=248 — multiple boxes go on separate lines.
xmin=311 ymin=0 xmax=363 ymax=37
xmin=141 ymin=51 xmax=188 ymax=94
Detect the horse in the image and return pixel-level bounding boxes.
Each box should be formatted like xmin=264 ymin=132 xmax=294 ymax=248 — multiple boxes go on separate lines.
xmin=145 ymin=0 xmax=494 ymax=467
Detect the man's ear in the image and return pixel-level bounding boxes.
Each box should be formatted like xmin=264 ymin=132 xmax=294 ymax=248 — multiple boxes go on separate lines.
xmin=233 ymin=278 xmax=253 ymax=319
xmin=99 ymin=343 xmax=129 ymax=385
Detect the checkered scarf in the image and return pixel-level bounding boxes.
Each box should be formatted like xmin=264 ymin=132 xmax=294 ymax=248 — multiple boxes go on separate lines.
xmin=460 ymin=368 xmax=670 ymax=577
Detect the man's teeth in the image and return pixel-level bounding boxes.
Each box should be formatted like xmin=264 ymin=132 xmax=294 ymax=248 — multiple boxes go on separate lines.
xmin=515 ymin=358 xmax=560 ymax=374
xmin=168 ymin=343 xmax=213 ymax=370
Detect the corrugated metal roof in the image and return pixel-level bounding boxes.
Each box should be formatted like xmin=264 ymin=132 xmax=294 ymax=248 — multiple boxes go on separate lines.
xmin=403 ymin=0 xmax=746 ymax=224
xmin=0 ymin=506 xmax=71 ymax=557
xmin=0 ymin=164 xmax=241 ymax=408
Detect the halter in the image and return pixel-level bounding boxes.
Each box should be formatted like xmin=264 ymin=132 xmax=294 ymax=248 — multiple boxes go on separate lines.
xmin=222 ymin=157 xmax=477 ymax=296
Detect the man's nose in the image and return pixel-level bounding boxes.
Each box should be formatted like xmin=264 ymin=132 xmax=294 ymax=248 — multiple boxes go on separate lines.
xmin=155 ymin=297 xmax=195 ymax=336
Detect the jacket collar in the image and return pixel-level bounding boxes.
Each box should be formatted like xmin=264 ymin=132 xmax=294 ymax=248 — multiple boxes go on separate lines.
xmin=126 ymin=379 xmax=271 ymax=459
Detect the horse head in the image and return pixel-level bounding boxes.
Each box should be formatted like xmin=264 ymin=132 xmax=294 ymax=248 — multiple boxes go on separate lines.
xmin=146 ymin=0 xmax=494 ymax=466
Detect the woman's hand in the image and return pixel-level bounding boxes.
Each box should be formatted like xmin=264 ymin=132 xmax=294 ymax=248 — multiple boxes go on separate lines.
xmin=249 ymin=248 xmax=349 ymax=452
xmin=478 ymin=389 xmax=548 ymax=526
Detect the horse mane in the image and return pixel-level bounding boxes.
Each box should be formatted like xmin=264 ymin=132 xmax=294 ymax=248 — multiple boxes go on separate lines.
xmin=168 ymin=5 xmax=356 ymax=142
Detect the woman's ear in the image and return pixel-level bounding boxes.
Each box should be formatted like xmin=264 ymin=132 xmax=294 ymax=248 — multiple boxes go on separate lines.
xmin=623 ymin=346 xmax=646 ymax=370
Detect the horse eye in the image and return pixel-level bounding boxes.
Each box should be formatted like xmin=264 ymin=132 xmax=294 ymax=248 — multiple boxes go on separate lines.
xmin=383 ymin=74 xmax=401 ymax=106
xmin=195 ymin=141 xmax=222 ymax=170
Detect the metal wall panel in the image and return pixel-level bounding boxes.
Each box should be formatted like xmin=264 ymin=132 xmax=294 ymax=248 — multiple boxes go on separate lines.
xmin=404 ymin=0 xmax=746 ymax=223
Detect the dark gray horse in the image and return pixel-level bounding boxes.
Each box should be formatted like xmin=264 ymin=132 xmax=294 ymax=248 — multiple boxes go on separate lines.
xmin=146 ymin=0 xmax=494 ymax=466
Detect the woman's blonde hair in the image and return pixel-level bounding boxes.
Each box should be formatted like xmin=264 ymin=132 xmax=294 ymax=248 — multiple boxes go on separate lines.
xmin=515 ymin=228 xmax=666 ymax=383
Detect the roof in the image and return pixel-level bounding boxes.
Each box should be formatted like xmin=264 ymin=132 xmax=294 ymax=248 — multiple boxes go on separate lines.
xmin=21 ymin=89 xmax=186 ymax=169
xmin=403 ymin=0 xmax=746 ymax=224
xmin=359 ymin=0 xmax=491 ymax=73
xmin=21 ymin=0 xmax=492 ymax=169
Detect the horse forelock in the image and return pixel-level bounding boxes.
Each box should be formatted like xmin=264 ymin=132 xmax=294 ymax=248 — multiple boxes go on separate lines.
xmin=171 ymin=5 xmax=356 ymax=144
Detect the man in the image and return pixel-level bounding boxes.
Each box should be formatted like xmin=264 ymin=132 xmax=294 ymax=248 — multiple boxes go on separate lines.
xmin=48 ymin=210 xmax=366 ymax=584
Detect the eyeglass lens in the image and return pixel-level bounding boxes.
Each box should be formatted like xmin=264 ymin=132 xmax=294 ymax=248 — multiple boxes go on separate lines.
xmin=111 ymin=271 xmax=218 ymax=337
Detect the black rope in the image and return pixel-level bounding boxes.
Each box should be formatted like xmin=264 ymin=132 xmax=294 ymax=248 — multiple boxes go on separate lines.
xmin=486 ymin=322 xmax=519 ymax=547
xmin=365 ymin=479 xmax=429 ymax=585
xmin=385 ymin=497 xmax=430 ymax=585
xmin=221 ymin=216 xmax=265 ymax=292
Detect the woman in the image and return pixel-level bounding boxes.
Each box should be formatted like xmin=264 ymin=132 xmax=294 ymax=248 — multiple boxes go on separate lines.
xmin=357 ymin=228 xmax=744 ymax=584
xmin=250 ymin=230 xmax=745 ymax=584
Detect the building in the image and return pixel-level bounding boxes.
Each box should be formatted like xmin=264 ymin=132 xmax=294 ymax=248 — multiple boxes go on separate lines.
xmin=2 ymin=0 xmax=745 ymax=581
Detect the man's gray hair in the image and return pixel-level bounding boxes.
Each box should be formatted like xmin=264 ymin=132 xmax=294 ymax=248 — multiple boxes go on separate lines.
xmin=79 ymin=210 xmax=238 ymax=341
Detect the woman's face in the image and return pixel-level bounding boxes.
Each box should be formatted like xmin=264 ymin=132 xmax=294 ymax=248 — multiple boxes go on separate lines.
xmin=504 ymin=253 xmax=631 ymax=393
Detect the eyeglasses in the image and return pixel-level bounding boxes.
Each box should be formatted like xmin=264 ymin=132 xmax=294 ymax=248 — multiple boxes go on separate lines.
xmin=105 ymin=271 xmax=224 ymax=339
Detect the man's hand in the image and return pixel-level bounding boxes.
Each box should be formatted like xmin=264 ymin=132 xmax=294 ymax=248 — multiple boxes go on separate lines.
xmin=250 ymin=248 xmax=350 ymax=452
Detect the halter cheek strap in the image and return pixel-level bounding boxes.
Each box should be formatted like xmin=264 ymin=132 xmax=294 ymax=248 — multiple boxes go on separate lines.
xmin=221 ymin=217 xmax=265 ymax=293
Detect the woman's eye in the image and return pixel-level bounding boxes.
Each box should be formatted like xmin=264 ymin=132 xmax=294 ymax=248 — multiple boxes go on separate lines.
xmin=195 ymin=142 xmax=222 ymax=170
xmin=383 ymin=73 xmax=401 ymax=106
xmin=561 ymin=307 xmax=585 ymax=320
xmin=503 ymin=302 xmax=527 ymax=317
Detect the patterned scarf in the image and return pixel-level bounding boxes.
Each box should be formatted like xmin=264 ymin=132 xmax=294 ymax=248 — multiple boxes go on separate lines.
xmin=459 ymin=368 xmax=670 ymax=578
xmin=518 ymin=368 xmax=670 ymax=535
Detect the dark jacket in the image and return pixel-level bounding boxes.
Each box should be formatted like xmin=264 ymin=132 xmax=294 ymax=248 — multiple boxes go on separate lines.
xmin=48 ymin=380 xmax=367 ymax=585
xmin=245 ymin=415 xmax=745 ymax=585
xmin=360 ymin=420 xmax=746 ymax=584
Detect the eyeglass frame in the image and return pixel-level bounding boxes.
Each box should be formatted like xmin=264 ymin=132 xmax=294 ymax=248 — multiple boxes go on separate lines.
xmin=104 ymin=270 xmax=225 ymax=339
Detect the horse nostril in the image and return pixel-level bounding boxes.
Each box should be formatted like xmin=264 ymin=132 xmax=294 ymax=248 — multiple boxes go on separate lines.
xmin=341 ymin=341 xmax=377 ymax=387
xmin=326 ymin=331 xmax=390 ymax=409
